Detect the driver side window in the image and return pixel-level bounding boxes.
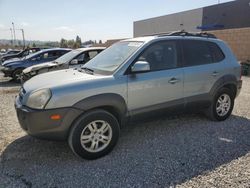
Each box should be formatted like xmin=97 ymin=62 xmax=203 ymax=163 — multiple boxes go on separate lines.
xmin=138 ymin=41 xmax=178 ymax=72
xmin=31 ymin=54 xmax=42 ymax=61
xmin=43 ymin=52 xmax=49 ymax=59
xmin=77 ymin=53 xmax=85 ymax=64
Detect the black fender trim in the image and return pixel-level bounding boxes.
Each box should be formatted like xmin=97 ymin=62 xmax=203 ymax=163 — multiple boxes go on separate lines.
xmin=73 ymin=93 xmax=128 ymax=126
xmin=209 ymin=74 xmax=238 ymax=98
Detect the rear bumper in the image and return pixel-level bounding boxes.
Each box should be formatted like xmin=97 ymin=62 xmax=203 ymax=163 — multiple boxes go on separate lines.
xmin=15 ymin=96 xmax=83 ymax=140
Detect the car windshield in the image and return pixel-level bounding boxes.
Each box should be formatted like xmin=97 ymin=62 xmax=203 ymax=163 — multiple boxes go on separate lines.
xmin=83 ymin=41 xmax=143 ymax=74
xmin=55 ymin=50 xmax=82 ymax=64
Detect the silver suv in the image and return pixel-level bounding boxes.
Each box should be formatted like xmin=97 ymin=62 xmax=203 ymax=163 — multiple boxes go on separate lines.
xmin=15 ymin=32 xmax=242 ymax=160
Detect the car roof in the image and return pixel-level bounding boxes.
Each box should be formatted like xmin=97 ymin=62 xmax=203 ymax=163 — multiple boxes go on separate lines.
xmin=123 ymin=36 xmax=156 ymax=43
xmin=122 ymin=31 xmax=222 ymax=43
xmin=39 ymin=48 xmax=72 ymax=53
xmin=75 ymin=47 xmax=106 ymax=52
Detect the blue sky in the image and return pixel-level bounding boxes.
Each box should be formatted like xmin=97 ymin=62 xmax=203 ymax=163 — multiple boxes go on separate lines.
xmin=0 ymin=0 xmax=233 ymax=42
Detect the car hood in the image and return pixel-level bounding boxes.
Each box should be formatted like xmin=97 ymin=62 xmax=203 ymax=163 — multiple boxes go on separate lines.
xmin=23 ymin=68 xmax=107 ymax=92
xmin=23 ymin=61 xmax=57 ymax=73
xmin=2 ymin=54 xmax=18 ymax=59
xmin=2 ymin=58 xmax=24 ymax=66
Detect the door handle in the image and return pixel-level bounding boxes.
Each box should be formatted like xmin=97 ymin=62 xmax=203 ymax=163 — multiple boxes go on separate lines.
xmin=212 ymin=71 xmax=219 ymax=77
xmin=168 ymin=78 xmax=179 ymax=84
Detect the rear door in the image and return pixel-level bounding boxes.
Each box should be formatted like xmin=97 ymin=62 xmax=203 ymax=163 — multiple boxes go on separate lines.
xmin=127 ymin=40 xmax=184 ymax=115
xmin=181 ymin=39 xmax=226 ymax=103
xmin=33 ymin=51 xmax=55 ymax=64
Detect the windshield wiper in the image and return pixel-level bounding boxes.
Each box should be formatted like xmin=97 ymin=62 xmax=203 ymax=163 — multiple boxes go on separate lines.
xmin=79 ymin=67 xmax=94 ymax=75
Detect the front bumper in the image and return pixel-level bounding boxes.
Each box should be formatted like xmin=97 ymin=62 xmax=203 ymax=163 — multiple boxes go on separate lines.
xmin=15 ymin=96 xmax=83 ymax=140
xmin=20 ymin=72 xmax=33 ymax=83
xmin=0 ymin=66 xmax=13 ymax=77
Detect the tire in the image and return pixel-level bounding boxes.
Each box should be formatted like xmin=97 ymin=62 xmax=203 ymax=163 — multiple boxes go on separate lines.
xmin=12 ymin=69 xmax=23 ymax=83
xmin=68 ymin=109 xmax=120 ymax=160
xmin=20 ymin=73 xmax=31 ymax=84
xmin=205 ymin=87 xmax=234 ymax=121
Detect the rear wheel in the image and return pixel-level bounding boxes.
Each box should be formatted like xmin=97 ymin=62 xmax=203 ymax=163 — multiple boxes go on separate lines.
xmin=205 ymin=88 xmax=234 ymax=121
xmin=12 ymin=69 xmax=23 ymax=83
xmin=68 ymin=109 xmax=120 ymax=160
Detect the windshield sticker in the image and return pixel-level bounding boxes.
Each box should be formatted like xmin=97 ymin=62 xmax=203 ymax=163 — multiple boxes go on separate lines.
xmin=128 ymin=42 xmax=142 ymax=47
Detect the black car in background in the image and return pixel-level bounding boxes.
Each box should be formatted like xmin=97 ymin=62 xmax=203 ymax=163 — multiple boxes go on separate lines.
xmin=0 ymin=49 xmax=21 ymax=58
xmin=0 ymin=48 xmax=43 ymax=64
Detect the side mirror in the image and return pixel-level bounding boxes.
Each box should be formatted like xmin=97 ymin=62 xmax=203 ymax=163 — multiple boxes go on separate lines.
xmin=131 ymin=61 xmax=150 ymax=73
xmin=70 ymin=59 xmax=78 ymax=65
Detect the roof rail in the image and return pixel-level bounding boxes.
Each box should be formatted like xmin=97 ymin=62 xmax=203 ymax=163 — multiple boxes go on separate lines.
xmin=157 ymin=30 xmax=217 ymax=39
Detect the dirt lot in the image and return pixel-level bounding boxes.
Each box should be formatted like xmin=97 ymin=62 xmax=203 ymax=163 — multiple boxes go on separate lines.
xmin=0 ymin=73 xmax=250 ymax=188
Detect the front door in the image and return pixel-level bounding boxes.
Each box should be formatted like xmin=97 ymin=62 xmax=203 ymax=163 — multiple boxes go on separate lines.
xmin=127 ymin=40 xmax=184 ymax=115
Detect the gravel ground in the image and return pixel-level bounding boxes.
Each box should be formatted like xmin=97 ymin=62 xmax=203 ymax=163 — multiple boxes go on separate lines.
xmin=0 ymin=72 xmax=250 ymax=188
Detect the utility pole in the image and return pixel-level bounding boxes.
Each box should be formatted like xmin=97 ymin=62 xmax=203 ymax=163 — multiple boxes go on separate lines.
xmin=21 ymin=29 xmax=25 ymax=49
xmin=12 ymin=22 xmax=16 ymax=46
xmin=10 ymin=28 xmax=14 ymax=47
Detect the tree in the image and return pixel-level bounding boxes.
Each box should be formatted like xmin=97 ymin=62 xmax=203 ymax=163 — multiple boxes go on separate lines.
xmin=32 ymin=42 xmax=36 ymax=47
xmin=75 ymin=35 xmax=82 ymax=48
xmin=99 ymin=40 xmax=102 ymax=44
xmin=67 ymin=39 xmax=75 ymax=48
xmin=60 ymin=38 xmax=68 ymax=48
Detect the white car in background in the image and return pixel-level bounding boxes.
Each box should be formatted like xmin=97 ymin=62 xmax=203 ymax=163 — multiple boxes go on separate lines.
xmin=21 ymin=47 xmax=106 ymax=82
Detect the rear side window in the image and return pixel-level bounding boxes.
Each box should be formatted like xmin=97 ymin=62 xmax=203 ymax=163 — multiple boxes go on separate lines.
xmin=88 ymin=51 xmax=99 ymax=59
xmin=58 ymin=50 xmax=68 ymax=56
xmin=52 ymin=51 xmax=64 ymax=58
xmin=182 ymin=40 xmax=213 ymax=66
xmin=207 ymin=42 xmax=225 ymax=62
xmin=182 ymin=40 xmax=225 ymax=67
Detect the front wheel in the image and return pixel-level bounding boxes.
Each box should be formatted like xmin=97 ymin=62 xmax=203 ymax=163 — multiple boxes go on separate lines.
xmin=68 ymin=109 xmax=120 ymax=160
xmin=12 ymin=69 xmax=23 ymax=83
xmin=205 ymin=88 xmax=234 ymax=121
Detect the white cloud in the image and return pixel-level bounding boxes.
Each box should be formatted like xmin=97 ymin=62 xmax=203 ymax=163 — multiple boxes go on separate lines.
xmin=54 ymin=26 xmax=75 ymax=32
xmin=20 ymin=22 xmax=30 ymax=27
xmin=0 ymin=24 xmax=6 ymax=29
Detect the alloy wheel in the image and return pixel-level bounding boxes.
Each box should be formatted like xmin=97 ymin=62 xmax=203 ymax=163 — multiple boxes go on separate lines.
xmin=216 ymin=94 xmax=231 ymax=117
xmin=80 ymin=120 xmax=112 ymax=153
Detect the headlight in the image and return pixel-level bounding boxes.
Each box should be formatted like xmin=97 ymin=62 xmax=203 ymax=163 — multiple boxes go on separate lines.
xmin=26 ymin=89 xmax=51 ymax=109
xmin=1 ymin=66 xmax=11 ymax=71
xmin=30 ymin=71 xmax=36 ymax=76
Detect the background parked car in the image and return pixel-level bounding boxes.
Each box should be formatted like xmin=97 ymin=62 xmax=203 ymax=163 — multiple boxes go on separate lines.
xmin=21 ymin=47 xmax=106 ymax=82
xmin=0 ymin=49 xmax=21 ymax=58
xmin=0 ymin=48 xmax=71 ymax=82
xmin=0 ymin=47 xmax=43 ymax=64
xmin=0 ymin=49 xmax=7 ymax=55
